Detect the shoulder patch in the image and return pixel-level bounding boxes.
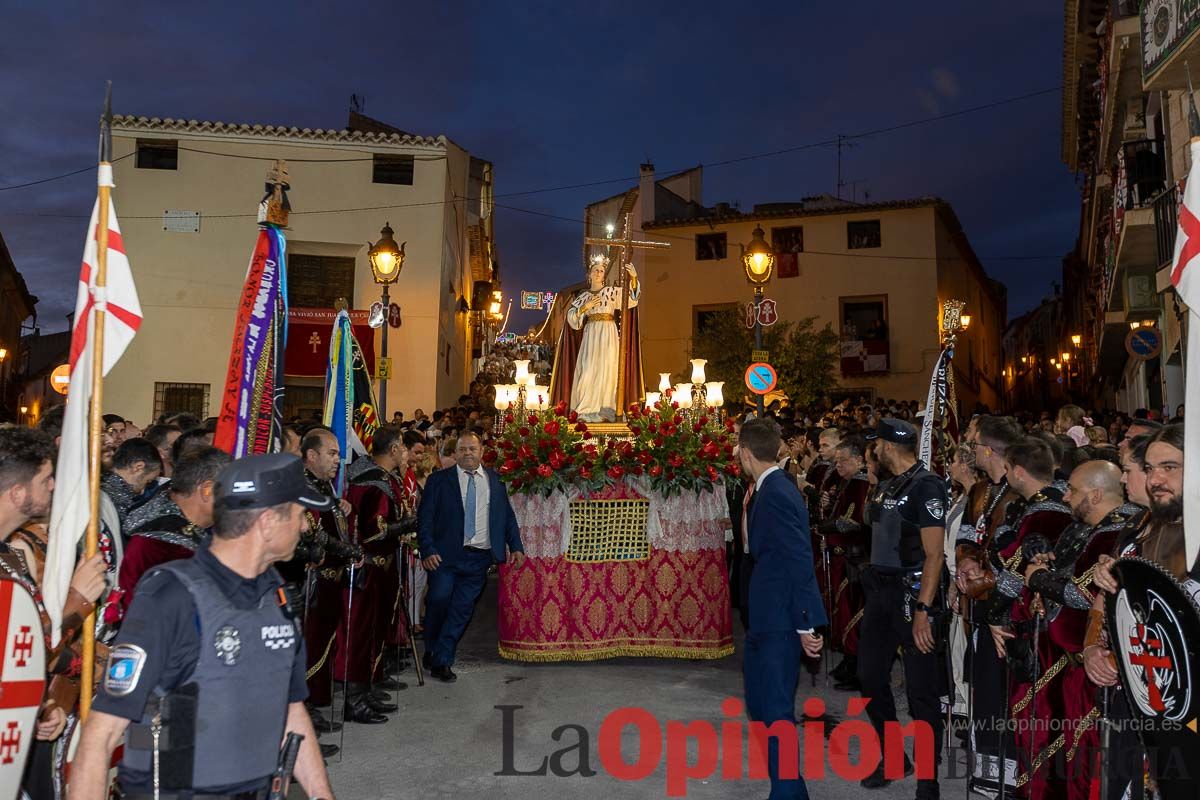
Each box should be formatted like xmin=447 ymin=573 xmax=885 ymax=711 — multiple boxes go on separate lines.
xmin=925 ymin=499 xmax=945 ymax=520
xmin=104 ymin=644 xmax=147 ymax=696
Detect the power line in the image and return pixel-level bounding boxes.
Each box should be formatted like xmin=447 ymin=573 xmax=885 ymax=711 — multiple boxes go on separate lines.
xmin=0 ymin=85 xmax=1060 ymax=195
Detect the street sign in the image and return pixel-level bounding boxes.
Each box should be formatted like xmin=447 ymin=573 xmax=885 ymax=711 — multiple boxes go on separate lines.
xmin=745 ymin=303 xmax=756 ymax=329
xmin=1125 ymin=327 xmax=1162 ymax=361
xmin=388 ymin=302 xmax=402 ymax=328
xmin=368 ymin=302 xmax=385 ymax=328
xmin=757 ymin=298 xmax=778 ymax=326
xmin=751 ymin=349 xmax=770 ymax=362
xmin=50 ymin=364 xmax=70 ymax=395
xmin=376 ymin=356 xmax=393 ymax=379
xmin=745 ymin=362 xmax=778 ymax=395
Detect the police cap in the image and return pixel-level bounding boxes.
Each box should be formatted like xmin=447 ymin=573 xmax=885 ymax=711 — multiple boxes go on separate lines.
xmin=214 ymin=453 xmax=333 ymax=511
xmin=869 ymin=417 xmax=919 ymax=444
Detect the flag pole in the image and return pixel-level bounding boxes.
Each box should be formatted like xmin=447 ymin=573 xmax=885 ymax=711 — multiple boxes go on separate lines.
xmin=80 ymin=81 xmax=114 ymax=719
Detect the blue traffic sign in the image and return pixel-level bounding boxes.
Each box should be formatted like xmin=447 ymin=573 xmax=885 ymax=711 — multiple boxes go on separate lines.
xmin=745 ymin=362 xmax=778 ymax=395
xmin=1125 ymin=327 xmax=1162 ymax=361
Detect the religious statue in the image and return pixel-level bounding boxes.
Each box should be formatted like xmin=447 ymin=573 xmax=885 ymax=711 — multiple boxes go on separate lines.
xmin=560 ymin=254 xmax=640 ymax=421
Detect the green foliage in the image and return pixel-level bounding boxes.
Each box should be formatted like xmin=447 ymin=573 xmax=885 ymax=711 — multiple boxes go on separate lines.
xmin=689 ymin=308 xmax=840 ymax=410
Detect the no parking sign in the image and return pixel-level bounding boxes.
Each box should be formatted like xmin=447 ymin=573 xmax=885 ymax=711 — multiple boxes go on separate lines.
xmin=745 ymin=363 xmax=777 ymax=395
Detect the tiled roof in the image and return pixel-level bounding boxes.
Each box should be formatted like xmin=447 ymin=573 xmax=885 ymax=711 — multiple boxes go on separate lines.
xmin=111 ymin=115 xmax=446 ymax=148
xmin=643 ymin=196 xmax=945 ymax=229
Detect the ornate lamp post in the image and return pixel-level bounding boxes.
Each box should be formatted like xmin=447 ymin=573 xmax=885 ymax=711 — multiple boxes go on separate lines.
xmin=740 ymin=225 xmax=775 ymax=417
xmin=368 ymin=222 xmax=405 ymax=419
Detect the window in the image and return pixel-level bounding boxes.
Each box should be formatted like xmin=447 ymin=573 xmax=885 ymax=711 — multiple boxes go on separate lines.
xmin=136 ymin=139 xmax=178 ymax=170
xmin=772 ymin=226 xmax=803 ymax=278
xmin=847 ymin=219 xmax=881 ymax=249
xmin=154 ymin=382 xmax=209 ymax=419
xmin=695 ymin=232 xmax=727 ymax=261
xmin=839 ymin=295 xmax=889 ymax=376
xmin=372 ymin=154 xmax=415 ymax=185
xmin=287 ymin=254 xmax=355 ymax=308
xmin=693 ymin=303 xmax=738 ymax=339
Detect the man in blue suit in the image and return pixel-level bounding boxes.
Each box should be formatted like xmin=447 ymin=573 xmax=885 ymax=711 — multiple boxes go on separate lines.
xmin=739 ymin=417 xmax=826 ymax=800
xmin=418 ymin=431 xmax=525 ymax=682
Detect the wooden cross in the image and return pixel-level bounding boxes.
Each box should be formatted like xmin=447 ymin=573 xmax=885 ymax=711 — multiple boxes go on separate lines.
xmin=583 ymin=213 xmax=671 ymax=418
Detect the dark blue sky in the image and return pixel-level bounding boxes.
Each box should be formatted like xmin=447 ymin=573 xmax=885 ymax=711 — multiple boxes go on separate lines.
xmin=0 ymin=1 xmax=1075 ymax=334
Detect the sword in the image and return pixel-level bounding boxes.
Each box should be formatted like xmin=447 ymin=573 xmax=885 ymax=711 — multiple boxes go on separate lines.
xmin=821 ymin=536 xmax=833 ymax=686
xmin=1025 ymin=611 xmax=1041 ymax=794
xmin=398 ymin=542 xmax=424 ymax=687
xmin=1098 ymin=685 xmax=1111 ymax=800
xmin=966 ymin=598 xmax=975 ymax=800
xmin=998 ymin=639 xmax=1010 ymax=800
xmin=336 ymin=559 xmax=357 ymax=763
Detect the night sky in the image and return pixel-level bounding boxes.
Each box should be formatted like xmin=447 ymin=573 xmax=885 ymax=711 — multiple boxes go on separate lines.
xmin=1 ymin=1 xmax=1075 ymax=335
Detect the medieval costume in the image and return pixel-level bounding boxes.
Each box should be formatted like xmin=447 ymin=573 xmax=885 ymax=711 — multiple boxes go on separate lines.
xmin=816 ymin=468 xmax=871 ymax=688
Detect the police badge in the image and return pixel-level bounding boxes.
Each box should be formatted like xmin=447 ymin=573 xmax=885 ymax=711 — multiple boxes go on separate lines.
xmin=1105 ymin=557 xmax=1200 ymax=800
xmin=213 ymin=625 xmax=242 ymax=666
xmin=925 ymin=498 xmax=945 ymax=521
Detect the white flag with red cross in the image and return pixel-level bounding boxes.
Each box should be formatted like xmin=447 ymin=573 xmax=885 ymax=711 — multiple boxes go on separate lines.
xmin=1170 ymin=137 xmax=1200 ymax=572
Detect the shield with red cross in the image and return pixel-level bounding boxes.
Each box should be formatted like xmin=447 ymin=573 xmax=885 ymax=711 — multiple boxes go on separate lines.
xmin=0 ymin=577 xmax=47 ymax=798
xmin=1106 ymin=557 xmax=1200 ymax=800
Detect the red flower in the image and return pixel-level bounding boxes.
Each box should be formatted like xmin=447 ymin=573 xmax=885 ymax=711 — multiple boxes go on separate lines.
xmin=629 ymin=425 xmax=642 ymax=436
xmin=518 ymin=445 xmax=533 ymax=460
xmin=647 ymin=422 xmax=657 ymax=434
xmin=569 ymin=410 xmax=579 ymax=423
xmin=554 ymin=400 xmax=569 ymax=417
xmin=637 ymin=451 xmax=652 ymax=465
xmin=654 ymin=436 xmax=665 ymax=447
xmin=549 ymin=451 xmax=566 ymax=470
xmin=707 ymin=465 xmax=719 ymax=481
xmin=698 ymin=416 xmax=709 ymax=426
xmin=668 ymin=453 xmax=684 ymax=468
xmin=482 ymin=450 xmax=498 ymax=465
xmin=618 ymin=441 xmax=633 ymax=457
xmin=693 ymin=423 xmax=703 ymax=433
xmin=537 ymin=464 xmax=553 ymax=478
xmin=584 ymin=443 xmax=598 ymax=457
xmin=544 ymin=420 xmax=561 ymax=436
xmin=724 ymin=462 xmax=741 ymax=477
xmin=538 ymin=438 xmax=551 ymax=450
xmin=607 ymin=465 xmax=624 ymax=480
xmin=700 ymin=433 xmax=711 ymax=444
xmin=649 ymin=464 xmax=663 ymax=477
xmin=499 ymin=439 xmax=514 ymax=451
xmin=512 ymin=478 xmax=523 ymax=489
xmin=691 ymin=469 xmax=701 ymax=477
xmin=725 ymin=418 xmax=736 ymax=431
xmin=579 ymin=467 xmax=593 ymax=479
xmin=575 ymin=422 xmax=589 ymax=434
xmin=723 ymin=444 xmax=734 ymax=456
xmin=627 ymin=405 xmax=642 ymax=419
xmin=504 ymin=412 xmax=515 ymax=424
xmin=633 ymin=465 xmax=644 ymax=476
xmin=518 ymin=426 xmax=530 ymax=438
xmin=528 ymin=414 xmax=539 ymax=426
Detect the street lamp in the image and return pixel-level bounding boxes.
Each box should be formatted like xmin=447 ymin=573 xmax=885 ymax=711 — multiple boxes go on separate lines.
xmin=1071 ymin=333 xmax=1082 ymax=348
xmin=740 ymin=225 xmax=775 ymax=417
xmin=368 ymin=222 xmax=406 ymax=419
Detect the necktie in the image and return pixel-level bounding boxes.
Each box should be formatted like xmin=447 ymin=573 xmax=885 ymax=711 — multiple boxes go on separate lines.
xmin=464 ymin=471 xmax=477 ymax=544
xmin=741 ymin=483 xmax=755 ymax=553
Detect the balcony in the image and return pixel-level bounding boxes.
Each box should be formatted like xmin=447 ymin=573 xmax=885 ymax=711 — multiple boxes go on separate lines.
xmin=1111 ymin=139 xmax=1166 ymax=290
xmin=1153 ymin=184 xmax=1179 ymax=272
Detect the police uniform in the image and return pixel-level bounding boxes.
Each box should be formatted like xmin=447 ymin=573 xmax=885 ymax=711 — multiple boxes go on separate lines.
xmin=93 ymin=454 xmax=332 ymax=798
xmin=856 ymin=419 xmax=948 ymax=797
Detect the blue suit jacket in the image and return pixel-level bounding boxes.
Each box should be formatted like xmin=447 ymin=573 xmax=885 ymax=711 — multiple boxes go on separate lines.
xmin=746 ymin=469 xmax=828 ymax=633
xmin=416 ymin=466 xmax=524 ymax=567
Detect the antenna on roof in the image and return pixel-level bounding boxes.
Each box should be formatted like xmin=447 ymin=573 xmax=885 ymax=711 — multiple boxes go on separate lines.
xmin=350 ymin=94 xmax=365 ymax=114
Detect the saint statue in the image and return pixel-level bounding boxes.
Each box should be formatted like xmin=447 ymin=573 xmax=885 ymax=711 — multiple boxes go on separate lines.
xmin=549 ymin=253 xmax=644 ymax=422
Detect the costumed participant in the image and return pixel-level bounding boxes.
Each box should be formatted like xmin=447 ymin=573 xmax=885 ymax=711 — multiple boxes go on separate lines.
xmin=114 ymin=446 xmax=229 ymax=620
xmin=1018 ymin=461 xmax=1140 ymax=800
xmin=856 ymin=419 xmax=948 ymax=800
xmin=1087 ymin=425 xmax=1186 ymax=800
xmin=983 ymin=437 xmax=1073 ymax=798
xmin=397 ymin=429 xmax=427 ymax=658
xmin=954 ymin=415 xmax=1024 ymax=796
xmin=297 ymin=428 xmax=382 ymax=725
xmin=345 ymin=423 xmax=416 ymax=696
xmin=550 ymin=252 xmax=643 ymax=422
xmin=815 ymin=434 xmax=870 ymax=690
xmin=804 ymin=428 xmax=842 ymax=517
xmin=71 ymin=454 xmax=336 ymax=800
xmin=99 ymin=438 xmax=162 ymax=535
xmin=737 ymin=417 xmax=826 ymax=800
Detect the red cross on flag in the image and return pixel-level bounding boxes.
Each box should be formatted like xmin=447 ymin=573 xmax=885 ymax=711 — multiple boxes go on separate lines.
xmin=45 ymin=187 xmax=142 ymax=644
xmin=1170 ymin=136 xmax=1200 ymax=572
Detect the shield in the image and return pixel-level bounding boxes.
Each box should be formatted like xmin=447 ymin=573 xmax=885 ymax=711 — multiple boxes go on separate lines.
xmin=0 ymin=577 xmax=47 ymax=799
xmin=1105 ymin=557 xmax=1200 ymax=800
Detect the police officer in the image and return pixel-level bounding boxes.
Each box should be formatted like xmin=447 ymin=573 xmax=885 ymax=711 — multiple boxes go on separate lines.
xmin=857 ymin=419 xmax=948 ymax=800
xmin=70 ymin=454 xmax=337 ymax=800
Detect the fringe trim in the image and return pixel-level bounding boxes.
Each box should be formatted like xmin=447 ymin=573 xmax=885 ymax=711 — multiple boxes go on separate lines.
xmin=498 ymin=643 xmax=734 ymax=663
xmin=1011 ymin=653 xmax=1069 ymax=715
xmin=306 ymin=632 xmax=337 ymax=680
xmin=842 ymin=608 xmax=865 ymax=648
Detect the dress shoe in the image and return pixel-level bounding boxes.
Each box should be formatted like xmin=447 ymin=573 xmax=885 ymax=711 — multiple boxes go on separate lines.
xmin=343 ymin=696 xmax=389 ymax=724
xmin=319 ymin=743 xmax=340 ymax=759
xmin=860 ymin=756 xmax=913 ymax=789
xmin=833 ymin=675 xmax=862 ymax=692
xmin=431 ymin=665 xmax=457 ymax=683
xmin=365 ymin=693 xmax=398 ymax=714
xmin=914 ymin=779 xmax=940 ymax=800
xmin=422 ymin=651 xmax=432 ymax=669
xmin=308 ymin=706 xmax=342 ymax=734
xmin=375 ymin=677 xmax=407 ymax=691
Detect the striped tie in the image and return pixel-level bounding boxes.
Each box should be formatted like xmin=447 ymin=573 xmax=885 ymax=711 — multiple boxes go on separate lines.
xmin=464 ymin=471 xmax=477 ymax=544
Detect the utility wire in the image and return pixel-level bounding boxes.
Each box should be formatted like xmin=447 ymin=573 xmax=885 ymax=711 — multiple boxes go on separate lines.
xmin=0 ymin=85 xmax=1060 ymax=195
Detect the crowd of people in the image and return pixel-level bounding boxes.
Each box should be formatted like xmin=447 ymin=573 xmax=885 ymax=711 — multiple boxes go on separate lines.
xmin=0 ymin=387 xmax=1192 ymax=799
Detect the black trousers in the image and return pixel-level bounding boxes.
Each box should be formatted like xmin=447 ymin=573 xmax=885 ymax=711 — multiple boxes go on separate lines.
xmin=857 ymin=569 xmax=946 ymax=775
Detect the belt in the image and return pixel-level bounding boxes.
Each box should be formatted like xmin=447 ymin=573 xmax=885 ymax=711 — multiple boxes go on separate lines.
xmin=317 ymin=566 xmax=346 ymax=580
xmin=368 ymin=555 xmax=394 ymax=568
xmin=586 ymin=313 xmax=614 ymax=323
xmin=464 ymin=545 xmax=491 ymax=553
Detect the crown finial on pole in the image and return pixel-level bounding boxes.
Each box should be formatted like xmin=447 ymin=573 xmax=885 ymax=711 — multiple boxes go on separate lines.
xmin=99 ymin=81 xmax=113 ymax=164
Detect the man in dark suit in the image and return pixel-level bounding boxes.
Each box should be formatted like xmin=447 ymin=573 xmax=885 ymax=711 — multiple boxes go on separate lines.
xmin=739 ymin=418 xmax=826 ymax=800
xmin=418 ymin=431 xmax=525 ymax=682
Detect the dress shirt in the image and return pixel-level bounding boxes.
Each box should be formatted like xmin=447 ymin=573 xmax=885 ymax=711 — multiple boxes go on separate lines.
xmin=457 ymin=465 xmax=490 ymax=549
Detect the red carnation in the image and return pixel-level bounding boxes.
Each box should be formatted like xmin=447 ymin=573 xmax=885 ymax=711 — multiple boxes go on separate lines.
xmin=700 ymin=433 xmax=711 ymax=444
xmin=637 ymin=450 xmax=652 ymax=465
xmin=698 ymin=416 xmax=709 ymax=426
xmin=618 ymin=441 xmax=633 ymax=457
xmin=528 ymin=414 xmax=539 ymax=426
xmin=692 ymin=469 xmax=701 ymax=477
xmin=649 ymin=464 xmax=663 ymax=478
xmin=647 ymin=422 xmax=657 ymax=434
xmin=693 ymin=423 xmax=703 ymax=433
xmin=607 ymin=465 xmax=624 ymax=480
xmin=555 ymin=400 xmax=569 ymax=416
xmin=549 ymin=451 xmax=566 ymax=470
xmin=537 ymin=464 xmax=553 ymax=478
xmin=707 ymin=465 xmax=719 ymax=481
xmin=575 ymin=422 xmax=589 ymax=434
xmin=569 ymin=410 xmax=579 ymax=423
xmin=723 ymin=444 xmax=734 ymax=456
xmin=504 ymin=412 xmax=515 ymax=424
xmin=633 ymin=465 xmax=644 ymax=476
xmin=725 ymin=418 xmax=736 ymax=431
xmin=628 ymin=405 xmax=642 ymax=419
xmin=518 ymin=426 xmax=530 ymax=438
xmin=518 ymin=445 xmax=534 ymax=460
xmin=579 ymin=467 xmax=593 ymax=479
xmin=654 ymin=436 xmax=665 ymax=447
xmin=724 ymin=462 xmax=741 ymax=477
xmin=483 ymin=450 xmax=498 ymax=465
xmin=668 ymin=453 xmax=684 ymax=468
xmin=512 ymin=478 xmax=523 ymax=489
xmin=544 ymin=420 xmax=561 ymax=436
xmin=630 ymin=425 xmax=642 ymax=436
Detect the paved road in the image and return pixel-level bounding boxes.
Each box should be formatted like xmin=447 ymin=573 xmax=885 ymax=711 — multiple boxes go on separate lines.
xmin=322 ymin=573 xmax=969 ymax=799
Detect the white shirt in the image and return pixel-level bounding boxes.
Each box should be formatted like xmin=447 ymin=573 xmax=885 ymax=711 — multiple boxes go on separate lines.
xmin=457 ymin=465 xmax=490 ymax=549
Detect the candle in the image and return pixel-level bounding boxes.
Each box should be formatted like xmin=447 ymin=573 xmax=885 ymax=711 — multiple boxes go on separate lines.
xmin=690 ymin=358 xmax=707 ymax=384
